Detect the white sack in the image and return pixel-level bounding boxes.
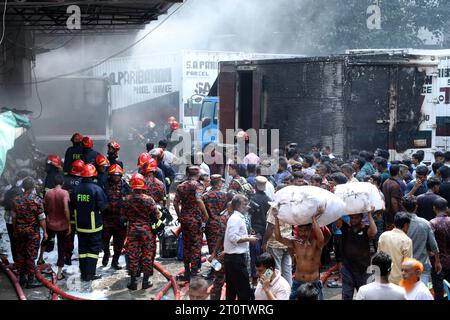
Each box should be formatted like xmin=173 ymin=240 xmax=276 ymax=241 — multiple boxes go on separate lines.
xmin=334 ymin=182 xmax=385 ymax=215
xmin=271 ymin=185 xmax=346 ymax=226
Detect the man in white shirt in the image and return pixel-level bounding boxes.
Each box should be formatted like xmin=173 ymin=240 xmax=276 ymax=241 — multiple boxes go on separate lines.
xmin=254 ymin=253 xmax=291 ymax=300
xmin=224 ymin=194 xmax=258 ymax=300
xmin=399 ymin=258 xmax=434 ymax=300
xmin=356 ymin=252 xmax=407 ymax=300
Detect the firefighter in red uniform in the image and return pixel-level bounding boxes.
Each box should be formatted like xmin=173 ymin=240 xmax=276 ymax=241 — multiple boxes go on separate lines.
xmin=174 ymin=166 xmax=209 ymax=281
xmin=62 ymin=159 xmax=85 ymax=265
xmin=107 ymin=141 xmax=124 ymax=169
xmin=122 ymin=173 xmax=161 ymax=290
xmin=12 ymin=177 xmax=48 ymax=288
xmin=142 ymin=158 xmax=166 ymax=205
xmin=102 ymin=164 xmax=131 ymax=269
xmin=202 ymin=174 xmax=228 ymax=278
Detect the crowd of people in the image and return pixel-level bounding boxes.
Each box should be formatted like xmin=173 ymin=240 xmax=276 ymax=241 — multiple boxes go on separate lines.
xmin=2 ymin=126 xmax=450 ymax=300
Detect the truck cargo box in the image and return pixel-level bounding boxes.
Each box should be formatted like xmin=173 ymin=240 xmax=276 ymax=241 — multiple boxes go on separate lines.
xmin=218 ymin=50 xmax=450 ymax=161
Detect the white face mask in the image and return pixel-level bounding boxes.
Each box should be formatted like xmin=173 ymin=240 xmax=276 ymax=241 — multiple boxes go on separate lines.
xmin=16 ymin=179 xmax=23 ymax=187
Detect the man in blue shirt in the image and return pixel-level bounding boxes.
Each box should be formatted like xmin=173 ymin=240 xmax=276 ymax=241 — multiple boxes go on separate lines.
xmin=405 ymin=165 xmax=428 ymax=197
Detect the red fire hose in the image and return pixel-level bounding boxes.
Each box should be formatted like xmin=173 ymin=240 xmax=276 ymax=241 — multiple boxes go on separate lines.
xmin=153 ymin=261 xmax=180 ymax=300
xmin=320 ymin=264 xmax=339 ymax=283
xmin=49 ymin=271 xmax=60 ymax=300
xmin=36 ymin=266 xmax=88 ymax=301
xmin=0 ymin=261 xmax=27 ymax=300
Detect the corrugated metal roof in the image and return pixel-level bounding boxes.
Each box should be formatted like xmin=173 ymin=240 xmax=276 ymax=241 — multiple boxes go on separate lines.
xmin=3 ymin=0 xmax=183 ymax=35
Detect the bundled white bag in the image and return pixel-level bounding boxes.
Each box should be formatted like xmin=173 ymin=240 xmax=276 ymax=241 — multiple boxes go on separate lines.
xmin=271 ymin=186 xmax=346 ymax=227
xmin=334 ymin=182 xmax=385 ymax=215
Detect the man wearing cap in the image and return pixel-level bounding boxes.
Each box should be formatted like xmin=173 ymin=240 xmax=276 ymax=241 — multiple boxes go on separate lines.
xmin=73 ymin=164 xmax=108 ymax=281
xmin=174 ymin=166 xmax=209 ymax=281
xmin=142 ymin=158 xmax=166 ymax=206
xmin=202 ymin=174 xmax=228 ymax=278
xmin=249 ymin=176 xmax=271 ymax=285
xmin=102 ymin=164 xmax=131 ymax=270
xmin=63 ymin=133 xmax=84 ymax=174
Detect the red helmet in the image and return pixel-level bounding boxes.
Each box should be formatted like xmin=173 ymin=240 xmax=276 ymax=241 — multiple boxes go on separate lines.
xmin=70 ymin=160 xmax=85 ymax=177
xmin=170 ymin=121 xmax=180 ymax=130
xmin=142 ymin=158 xmax=158 ymax=174
xmin=130 ymin=173 xmax=147 ymax=190
xmin=95 ymin=154 xmax=110 ymax=167
xmin=71 ymin=132 xmax=83 ymax=144
xmin=81 ymin=163 xmax=97 ymax=178
xmin=168 ymin=116 xmax=176 ymax=124
xmin=82 ymin=136 xmax=94 ymax=149
xmin=47 ymin=155 xmax=62 ymax=169
xmin=108 ymin=164 xmax=123 ymax=176
xmin=137 ymin=152 xmax=151 ymax=167
xmin=108 ymin=141 xmax=121 ymax=152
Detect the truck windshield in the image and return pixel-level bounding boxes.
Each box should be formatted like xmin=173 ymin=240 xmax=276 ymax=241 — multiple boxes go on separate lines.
xmin=201 ymin=101 xmax=215 ymax=122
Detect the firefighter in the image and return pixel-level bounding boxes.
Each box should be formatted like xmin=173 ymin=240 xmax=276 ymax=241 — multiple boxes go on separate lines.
xmin=122 ymin=173 xmax=161 ymax=290
xmin=63 ymin=132 xmax=84 ymax=174
xmin=44 ymin=155 xmax=63 ymax=193
xmin=102 ymin=164 xmax=131 ymax=269
xmin=142 ymin=158 xmax=166 ymax=205
xmin=107 ymin=141 xmax=124 ymax=169
xmin=73 ymin=163 xmax=108 ymax=282
xmin=62 ymin=159 xmax=85 ymax=265
xmin=139 ymin=152 xmax=166 ymax=185
xmin=174 ymin=166 xmax=209 ymax=281
xmin=81 ymin=136 xmax=100 ymax=165
xmin=94 ymin=154 xmax=110 ymax=191
xmin=202 ymin=174 xmax=228 ymax=279
xmin=12 ymin=177 xmax=47 ymax=288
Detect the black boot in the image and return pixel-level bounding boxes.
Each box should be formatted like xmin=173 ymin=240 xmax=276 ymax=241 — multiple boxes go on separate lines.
xmin=89 ymin=274 xmax=102 ymax=281
xmin=102 ymin=251 xmax=110 ymax=267
xmin=142 ymin=274 xmax=153 ymax=289
xmin=111 ymin=255 xmax=122 ymax=270
xmin=127 ymin=276 xmax=137 ymax=290
xmin=177 ymin=264 xmax=191 ymax=281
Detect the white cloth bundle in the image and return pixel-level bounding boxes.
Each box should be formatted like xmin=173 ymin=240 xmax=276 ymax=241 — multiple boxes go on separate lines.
xmin=334 ymin=182 xmax=385 ymax=215
xmin=270 ymin=186 xmax=346 ymax=226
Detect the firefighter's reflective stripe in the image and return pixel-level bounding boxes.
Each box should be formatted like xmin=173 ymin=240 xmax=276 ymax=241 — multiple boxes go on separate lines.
xmin=75 ymin=210 xmax=103 ymax=233
xmin=152 ymin=219 xmax=162 ymax=230
xmin=79 ymin=253 xmax=99 ymax=259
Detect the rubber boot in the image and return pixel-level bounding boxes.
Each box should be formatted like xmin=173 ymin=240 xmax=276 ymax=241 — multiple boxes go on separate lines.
xmin=127 ymin=276 xmax=138 ymax=291
xmin=111 ymin=255 xmax=122 ymax=270
xmin=102 ymin=251 xmax=110 ymax=267
xmin=142 ymin=274 xmax=153 ymax=289
xmin=177 ymin=264 xmax=191 ymax=281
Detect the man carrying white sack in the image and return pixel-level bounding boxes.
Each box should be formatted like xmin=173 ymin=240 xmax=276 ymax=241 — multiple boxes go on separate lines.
xmin=336 ymin=206 xmax=377 ymax=299
xmin=273 ymin=207 xmax=325 ymax=300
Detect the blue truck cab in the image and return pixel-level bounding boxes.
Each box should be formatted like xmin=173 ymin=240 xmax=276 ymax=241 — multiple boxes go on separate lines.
xmin=198 ymin=96 xmax=219 ymax=149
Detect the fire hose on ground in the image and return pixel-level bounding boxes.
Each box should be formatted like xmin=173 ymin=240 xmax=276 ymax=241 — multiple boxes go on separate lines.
xmin=35 ymin=265 xmax=88 ymax=301
xmin=0 ymin=260 xmax=27 ymax=300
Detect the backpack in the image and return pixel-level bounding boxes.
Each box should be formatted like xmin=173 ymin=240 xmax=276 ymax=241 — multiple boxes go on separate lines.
xmin=232 ymin=177 xmax=255 ymax=197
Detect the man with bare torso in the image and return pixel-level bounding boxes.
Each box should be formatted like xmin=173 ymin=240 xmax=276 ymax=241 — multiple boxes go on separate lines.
xmin=274 ymin=207 xmax=325 ymax=300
